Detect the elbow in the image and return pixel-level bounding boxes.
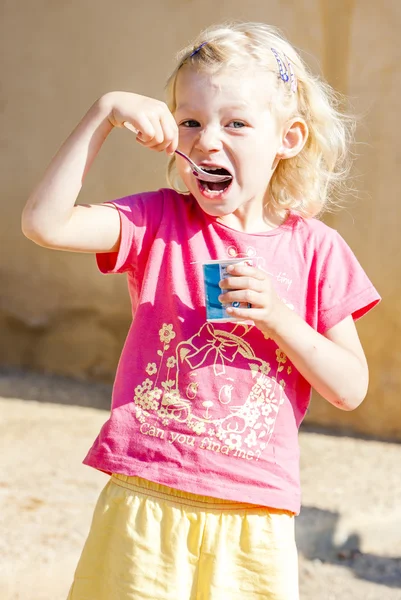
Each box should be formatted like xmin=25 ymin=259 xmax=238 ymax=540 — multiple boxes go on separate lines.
xmin=327 ymin=359 xmax=369 ymax=411
xmin=21 ymin=214 xmax=45 ymax=246
xmin=21 ymin=209 xmax=56 ymax=248
xmin=333 ymin=394 xmax=366 ymax=412
xmin=332 ymin=375 xmax=369 ymax=412
xmin=339 ymin=355 xmax=370 ymax=411
xmin=21 ymin=213 xmax=37 ymax=243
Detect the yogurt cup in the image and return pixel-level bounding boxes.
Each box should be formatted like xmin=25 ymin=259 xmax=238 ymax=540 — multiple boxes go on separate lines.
xmin=202 ymin=258 xmax=252 ymax=322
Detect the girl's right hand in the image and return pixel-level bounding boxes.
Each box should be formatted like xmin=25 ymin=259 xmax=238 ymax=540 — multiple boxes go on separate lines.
xmin=23 ymin=90 xmax=179 ymax=255
xmin=102 ymin=91 xmax=179 ymax=155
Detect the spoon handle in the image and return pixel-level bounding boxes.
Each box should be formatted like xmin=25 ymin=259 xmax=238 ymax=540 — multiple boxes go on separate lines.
xmin=123 ymin=121 xmax=140 ymax=135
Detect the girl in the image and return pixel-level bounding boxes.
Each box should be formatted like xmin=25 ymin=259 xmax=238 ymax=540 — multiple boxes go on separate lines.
xmin=22 ymin=21 xmax=380 ymax=600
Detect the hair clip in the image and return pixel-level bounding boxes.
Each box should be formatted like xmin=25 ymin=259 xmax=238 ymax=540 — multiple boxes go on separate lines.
xmin=190 ymin=41 xmax=208 ymax=58
xmin=287 ymin=59 xmax=297 ymax=93
xmin=271 ymin=47 xmax=289 ymax=82
xmin=271 ymin=47 xmax=297 ymax=93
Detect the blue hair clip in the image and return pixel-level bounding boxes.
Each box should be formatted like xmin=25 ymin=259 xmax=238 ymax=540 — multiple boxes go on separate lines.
xmin=271 ymin=47 xmax=297 ymax=92
xmin=287 ymin=59 xmax=297 ymax=93
xmin=190 ymin=41 xmax=208 ymax=58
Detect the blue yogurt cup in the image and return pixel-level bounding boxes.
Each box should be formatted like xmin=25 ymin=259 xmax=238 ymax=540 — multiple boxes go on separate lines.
xmin=202 ymin=259 xmax=252 ymax=322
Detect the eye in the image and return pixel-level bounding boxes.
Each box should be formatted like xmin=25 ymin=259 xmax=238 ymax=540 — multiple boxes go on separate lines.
xmin=180 ymin=119 xmax=200 ymax=128
xmin=228 ymin=121 xmax=246 ymax=129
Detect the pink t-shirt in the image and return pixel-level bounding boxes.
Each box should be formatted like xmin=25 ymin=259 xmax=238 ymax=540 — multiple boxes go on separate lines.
xmin=84 ymin=188 xmax=380 ymax=513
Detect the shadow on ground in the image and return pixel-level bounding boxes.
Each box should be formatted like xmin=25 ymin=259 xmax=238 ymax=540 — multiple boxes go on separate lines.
xmin=0 ymin=366 xmax=112 ymax=410
xmin=296 ymin=506 xmax=401 ymax=588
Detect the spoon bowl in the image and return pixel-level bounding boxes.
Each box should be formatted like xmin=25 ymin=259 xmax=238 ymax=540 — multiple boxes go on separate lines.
xmin=174 ymin=150 xmax=232 ymax=183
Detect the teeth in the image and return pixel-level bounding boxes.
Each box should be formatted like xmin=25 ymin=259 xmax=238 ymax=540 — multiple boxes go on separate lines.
xmin=202 ymin=167 xmax=232 ymax=176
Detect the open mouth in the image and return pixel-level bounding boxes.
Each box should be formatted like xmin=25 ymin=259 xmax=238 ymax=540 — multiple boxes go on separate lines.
xmin=198 ymin=167 xmax=233 ymax=193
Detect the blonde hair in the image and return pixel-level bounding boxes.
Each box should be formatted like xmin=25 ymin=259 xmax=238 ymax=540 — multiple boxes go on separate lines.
xmin=165 ymin=22 xmax=355 ymax=218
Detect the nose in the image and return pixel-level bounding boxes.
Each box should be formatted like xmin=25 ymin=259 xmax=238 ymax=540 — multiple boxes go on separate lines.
xmin=195 ymin=125 xmax=223 ymax=153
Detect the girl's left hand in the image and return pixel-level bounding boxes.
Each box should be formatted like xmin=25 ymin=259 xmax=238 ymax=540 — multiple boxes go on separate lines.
xmin=218 ymin=263 xmax=286 ymax=334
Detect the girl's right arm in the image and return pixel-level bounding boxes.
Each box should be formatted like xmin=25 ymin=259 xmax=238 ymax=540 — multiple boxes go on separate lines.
xmin=22 ymin=91 xmax=178 ymax=253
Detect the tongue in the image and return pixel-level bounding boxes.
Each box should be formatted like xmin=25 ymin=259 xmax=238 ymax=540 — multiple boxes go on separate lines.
xmin=205 ymin=181 xmax=230 ymax=191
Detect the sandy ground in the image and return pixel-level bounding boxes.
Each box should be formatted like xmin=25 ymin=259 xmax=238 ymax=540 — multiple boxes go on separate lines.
xmin=0 ymin=369 xmax=400 ymax=600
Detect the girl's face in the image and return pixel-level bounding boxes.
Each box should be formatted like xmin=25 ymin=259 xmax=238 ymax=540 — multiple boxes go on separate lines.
xmin=174 ymin=66 xmax=285 ymax=229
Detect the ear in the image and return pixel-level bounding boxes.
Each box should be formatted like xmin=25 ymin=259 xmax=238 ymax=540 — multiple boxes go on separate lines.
xmin=276 ymin=118 xmax=308 ymax=160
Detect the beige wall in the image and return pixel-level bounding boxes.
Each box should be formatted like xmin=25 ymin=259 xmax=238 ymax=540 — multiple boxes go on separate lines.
xmin=1 ymin=1 xmax=399 ymax=439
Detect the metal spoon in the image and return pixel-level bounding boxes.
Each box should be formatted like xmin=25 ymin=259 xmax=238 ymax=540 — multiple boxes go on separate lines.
xmin=123 ymin=122 xmax=232 ymax=183
xmin=174 ymin=150 xmax=232 ymax=183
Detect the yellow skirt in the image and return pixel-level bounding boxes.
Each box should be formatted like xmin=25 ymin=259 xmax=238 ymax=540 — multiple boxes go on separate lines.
xmin=67 ymin=474 xmax=299 ymax=600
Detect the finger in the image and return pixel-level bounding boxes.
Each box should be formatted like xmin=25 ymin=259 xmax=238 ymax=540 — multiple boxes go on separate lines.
xmin=165 ymin=141 xmax=176 ymax=156
xmin=135 ymin=136 xmax=154 ymax=147
xmin=170 ymin=122 xmax=179 ymax=153
xmin=138 ymin=134 xmax=176 ymax=153
xmin=124 ymin=115 xmax=175 ymax=152
xmin=160 ymin=114 xmax=179 ymax=147
xmin=144 ymin=115 xmax=178 ymax=153
xmin=123 ymin=121 xmax=139 ymax=134
xmin=123 ymin=118 xmax=162 ymax=146
xmin=225 ymin=305 xmax=258 ymax=323
xmin=146 ymin=126 xmax=177 ymax=153
xmin=140 ymin=140 xmax=174 ymax=153
xmin=219 ymin=275 xmax=265 ymax=292
xmin=219 ymin=289 xmax=264 ymax=307
xmin=226 ymin=263 xmax=265 ymax=279
xmin=142 ymin=117 xmax=165 ymax=148
xmin=133 ymin=117 xmax=156 ymax=143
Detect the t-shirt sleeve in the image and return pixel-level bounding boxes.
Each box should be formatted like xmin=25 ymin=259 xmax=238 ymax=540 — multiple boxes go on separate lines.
xmin=96 ymin=190 xmax=165 ymax=274
xmin=317 ymin=231 xmax=381 ymax=333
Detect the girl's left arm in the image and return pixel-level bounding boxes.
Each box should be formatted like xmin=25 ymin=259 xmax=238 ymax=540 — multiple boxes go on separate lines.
xmin=261 ymin=308 xmax=368 ymax=411
xmin=219 ymin=263 xmax=369 ymax=411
